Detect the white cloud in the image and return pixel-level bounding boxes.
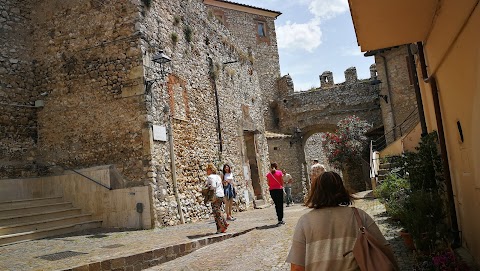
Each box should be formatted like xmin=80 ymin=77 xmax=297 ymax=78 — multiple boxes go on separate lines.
xmin=277 ymin=20 xmax=322 ymax=52
xmin=308 ymin=0 xmax=349 ymax=21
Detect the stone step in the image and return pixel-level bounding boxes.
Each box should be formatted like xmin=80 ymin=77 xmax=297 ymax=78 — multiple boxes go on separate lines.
xmin=377 ymin=175 xmax=387 ymax=182
xmin=0 ymin=196 xmax=64 ymax=211
xmin=378 ymin=169 xmax=389 ymax=175
xmin=379 ymin=163 xmax=392 ymax=170
xmin=0 ymin=214 xmax=94 ymax=235
xmin=0 ymin=202 xmax=73 ymax=218
xmin=0 ymin=208 xmax=83 ymax=226
xmin=0 ymin=220 xmax=102 ymax=246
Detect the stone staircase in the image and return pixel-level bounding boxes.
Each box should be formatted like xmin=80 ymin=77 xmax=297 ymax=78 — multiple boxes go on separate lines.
xmin=0 ymin=196 xmax=101 ymax=246
xmin=376 ymin=156 xmax=403 ymax=182
xmin=377 ymin=163 xmax=391 ymax=182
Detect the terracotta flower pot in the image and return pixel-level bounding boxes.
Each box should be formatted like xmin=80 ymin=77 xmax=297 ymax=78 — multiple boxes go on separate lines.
xmin=399 ymin=231 xmax=416 ymax=251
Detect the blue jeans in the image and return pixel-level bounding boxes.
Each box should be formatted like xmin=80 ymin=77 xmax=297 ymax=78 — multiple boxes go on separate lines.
xmin=285 ymin=187 xmax=293 ymax=205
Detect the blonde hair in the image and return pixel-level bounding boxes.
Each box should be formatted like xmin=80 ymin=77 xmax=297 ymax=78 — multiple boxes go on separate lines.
xmin=206 ymin=163 xmax=217 ymax=174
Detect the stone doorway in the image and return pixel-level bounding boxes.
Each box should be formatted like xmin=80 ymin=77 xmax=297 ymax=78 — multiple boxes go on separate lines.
xmin=244 ymin=132 xmax=263 ymax=199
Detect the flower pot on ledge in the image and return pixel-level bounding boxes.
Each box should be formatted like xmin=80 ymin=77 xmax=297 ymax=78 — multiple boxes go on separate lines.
xmin=399 ymin=230 xmax=416 ymax=251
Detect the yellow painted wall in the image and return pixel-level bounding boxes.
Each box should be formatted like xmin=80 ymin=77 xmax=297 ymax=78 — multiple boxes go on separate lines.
xmin=379 ymin=123 xmax=422 ymax=157
xmin=419 ymin=0 xmax=480 ymax=264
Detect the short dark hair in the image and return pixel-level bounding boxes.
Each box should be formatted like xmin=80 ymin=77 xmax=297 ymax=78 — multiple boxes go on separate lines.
xmin=305 ymin=171 xmax=353 ymax=208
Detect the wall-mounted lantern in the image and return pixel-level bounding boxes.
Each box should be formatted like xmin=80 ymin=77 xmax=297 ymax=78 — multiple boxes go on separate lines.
xmin=145 ymin=50 xmax=171 ymax=91
xmin=370 ymin=79 xmax=388 ymax=103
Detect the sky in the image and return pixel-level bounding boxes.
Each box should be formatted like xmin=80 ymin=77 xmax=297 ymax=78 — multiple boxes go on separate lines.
xmin=232 ymin=0 xmax=375 ymax=91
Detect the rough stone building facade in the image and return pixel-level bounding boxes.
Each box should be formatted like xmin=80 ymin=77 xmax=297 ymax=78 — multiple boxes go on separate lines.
xmin=0 ymin=0 xmax=280 ymax=227
xmin=367 ymin=45 xmax=419 ymax=147
xmin=0 ymin=0 xmax=39 ymax=177
xmin=1 ymin=0 xmax=387 ymax=228
xmin=203 ymin=0 xmax=282 ymax=132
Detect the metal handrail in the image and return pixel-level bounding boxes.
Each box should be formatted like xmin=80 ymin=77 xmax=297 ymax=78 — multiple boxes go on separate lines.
xmin=68 ymin=168 xmax=112 ymax=190
xmin=372 ymin=108 xmax=420 ymax=151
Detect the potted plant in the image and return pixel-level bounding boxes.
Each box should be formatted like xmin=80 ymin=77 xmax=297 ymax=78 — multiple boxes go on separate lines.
xmin=414 ymin=247 xmax=471 ymax=271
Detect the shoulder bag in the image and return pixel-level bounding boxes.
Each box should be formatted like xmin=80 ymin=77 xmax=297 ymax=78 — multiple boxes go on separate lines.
xmin=268 ymin=172 xmax=286 ymax=196
xmin=352 ymin=207 xmax=399 ymax=271
xmin=202 ymin=176 xmax=218 ymax=204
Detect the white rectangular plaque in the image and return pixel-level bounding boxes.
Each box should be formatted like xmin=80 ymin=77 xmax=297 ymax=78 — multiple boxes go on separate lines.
xmin=152 ymin=125 xmax=167 ymax=142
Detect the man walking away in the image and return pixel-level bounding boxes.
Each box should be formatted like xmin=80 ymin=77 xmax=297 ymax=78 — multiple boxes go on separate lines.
xmin=282 ymin=169 xmax=293 ymax=207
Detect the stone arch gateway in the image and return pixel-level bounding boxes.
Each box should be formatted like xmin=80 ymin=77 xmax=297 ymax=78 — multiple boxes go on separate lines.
xmin=267 ymin=68 xmax=383 ymax=200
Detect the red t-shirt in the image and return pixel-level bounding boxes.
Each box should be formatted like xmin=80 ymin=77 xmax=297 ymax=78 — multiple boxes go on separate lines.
xmin=266 ymin=170 xmax=284 ymax=190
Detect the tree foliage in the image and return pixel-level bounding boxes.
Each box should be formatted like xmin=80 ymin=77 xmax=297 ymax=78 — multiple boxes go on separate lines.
xmin=321 ymin=115 xmax=372 ymax=170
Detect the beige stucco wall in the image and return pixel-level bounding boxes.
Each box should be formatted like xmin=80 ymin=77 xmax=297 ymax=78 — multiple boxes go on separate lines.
xmin=418 ymin=0 xmax=480 ymax=263
xmin=0 ymin=166 xmax=152 ymax=229
xmin=379 ymin=123 xmax=422 ymax=157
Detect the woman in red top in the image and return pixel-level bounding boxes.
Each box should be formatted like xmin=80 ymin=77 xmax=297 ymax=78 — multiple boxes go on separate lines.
xmin=266 ymin=162 xmax=285 ymax=225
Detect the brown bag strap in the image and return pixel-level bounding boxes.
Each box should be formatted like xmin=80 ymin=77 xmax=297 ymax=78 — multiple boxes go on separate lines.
xmin=353 ymin=207 xmax=366 ymax=232
xmin=269 ymin=172 xmax=283 ymax=187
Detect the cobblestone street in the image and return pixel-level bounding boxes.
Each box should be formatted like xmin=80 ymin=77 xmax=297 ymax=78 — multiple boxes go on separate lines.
xmin=1 ymin=193 xmax=415 ymax=270
xmin=148 ymin=194 xmax=415 ymax=271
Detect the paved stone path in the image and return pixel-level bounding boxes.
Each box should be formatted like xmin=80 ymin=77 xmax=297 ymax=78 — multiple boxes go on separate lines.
xmin=147 ymin=196 xmax=415 ymax=271
xmin=0 ymin=193 xmax=415 ymax=270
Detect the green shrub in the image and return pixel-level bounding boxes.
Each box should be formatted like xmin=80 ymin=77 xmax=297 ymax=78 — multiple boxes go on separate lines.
xmin=171 ymin=33 xmax=178 ymax=44
xmin=142 ymin=0 xmax=152 ymax=8
xmin=402 ymin=190 xmax=444 ymax=251
xmin=374 ymin=174 xmax=410 ymax=219
xmin=184 ymin=25 xmax=193 ymax=43
xmin=173 ymin=16 xmax=180 ymax=26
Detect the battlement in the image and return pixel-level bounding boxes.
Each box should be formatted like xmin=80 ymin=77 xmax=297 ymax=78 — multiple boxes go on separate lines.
xmin=319 ymin=65 xmax=377 ymax=89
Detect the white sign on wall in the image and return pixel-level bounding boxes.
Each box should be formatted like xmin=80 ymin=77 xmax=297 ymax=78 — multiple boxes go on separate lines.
xmin=152 ymin=125 xmax=167 ymax=142
xmin=243 ymin=165 xmax=250 ymax=181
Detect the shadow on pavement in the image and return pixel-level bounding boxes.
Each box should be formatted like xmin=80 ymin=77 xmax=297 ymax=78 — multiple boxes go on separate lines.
xmin=43 ymin=227 xmax=145 ymax=240
xmin=186 ymin=232 xmax=217 ymax=239
xmin=256 ymin=224 xmax=280 ymax=230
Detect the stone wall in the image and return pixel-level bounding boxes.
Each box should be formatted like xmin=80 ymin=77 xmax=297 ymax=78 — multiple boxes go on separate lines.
xmin=29 ymin=0 xmax=147 ymax=185
xmin=0 ymin=0 xmax=149 ymax=183
xmin=374 ymin=45 xmax=419 ymax=144
xmin=0 ymin=0 xmax=274 ymax=227
xmin=0 ymin=0 xmax=39 ymax=178
xmin=267 ymin=135 xmax=307 ymax=202
xmin=275 ymin=67 xmax=383 ymax=136
xmin=304 ymin=133 xmax=331 ymax=171
xmin=272 ymin=67 xmax=382 ymax=198
xmin=141 ymin=0 xmax=271 ymax=226
xmin=204 ymin=3 xmax=282 ymax=132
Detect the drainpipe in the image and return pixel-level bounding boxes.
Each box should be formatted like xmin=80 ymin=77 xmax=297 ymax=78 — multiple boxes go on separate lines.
xmin=166 ymin=105 xmax=185 ymax=224
xmin=379 ymin=54 xmax=397 ymax=140
xmin=428 ymin=77 xmax=461 ymax=247
xmin=416 ymin=42 xmax=429 ymax=80
xmin=208 ymin=57 xmax=223 ymax=161
xmin=407 ymin=44 xmax=428 ymax=136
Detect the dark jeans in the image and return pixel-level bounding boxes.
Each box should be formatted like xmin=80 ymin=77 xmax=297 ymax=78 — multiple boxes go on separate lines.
xmin=285 ymin=187 xmax=293 ymax=205
xmin=269 ymin=189 xmax=284 ymax=222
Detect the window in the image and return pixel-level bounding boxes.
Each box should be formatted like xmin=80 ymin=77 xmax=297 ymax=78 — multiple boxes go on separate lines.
xmin=255 ymin=19 xmax=270 ymax=44
xmin=213 ymin=10 xmax=226 ymax=26
xmin=257 ymin=22 xmax=266 ymax=37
